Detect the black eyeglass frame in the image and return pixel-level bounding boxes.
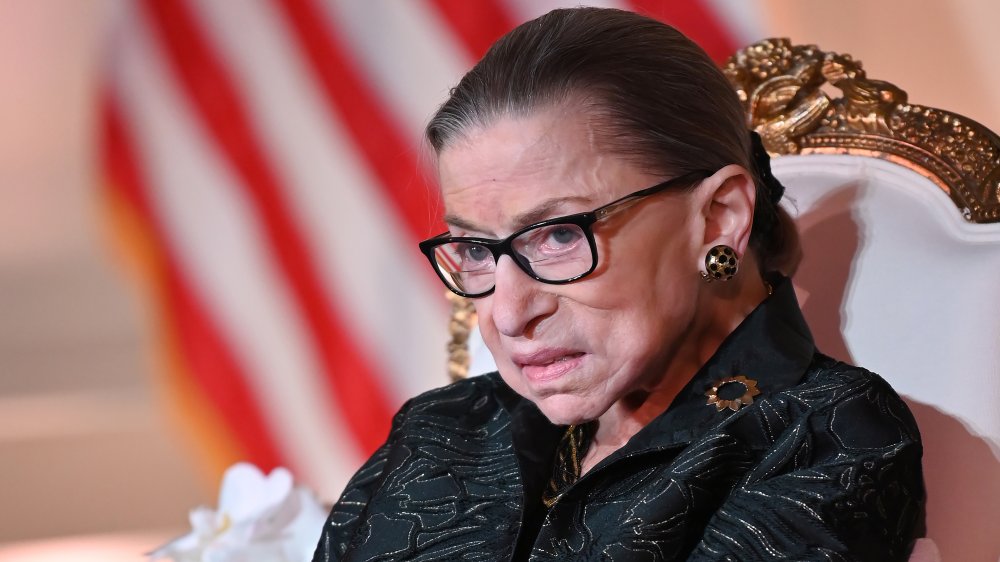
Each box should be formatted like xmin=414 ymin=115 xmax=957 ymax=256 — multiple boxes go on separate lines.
xmin=418 ymin=170 xmax=712 ymax=298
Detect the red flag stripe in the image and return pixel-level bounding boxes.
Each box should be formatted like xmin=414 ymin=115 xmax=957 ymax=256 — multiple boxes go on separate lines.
xmin=274 ymin=0 xmax=442 ymax=243
xmin=140 ymin=0 xmax=394 ymax=454
xmin=427 ymin=0 xmax=517 ymax=60
xmin=103 ymin=97 xmax=285 ymax=470
xmin=626 ymin=0 xmax=738 ymax=63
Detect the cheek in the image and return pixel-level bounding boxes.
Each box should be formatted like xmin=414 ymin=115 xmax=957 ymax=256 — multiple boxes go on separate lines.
xmin=584 ymin=293 xmax=685 ymax=359
xmin=580 ymin=228 xmax=701 ymax=359
xmin=591 ymin=230 xmax=697 ymax=313
xmin=597 ymin=204 xmax=701 ymax=281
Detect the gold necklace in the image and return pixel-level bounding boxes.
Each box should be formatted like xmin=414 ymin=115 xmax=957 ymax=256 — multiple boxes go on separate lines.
xmin=542 ymin=422 xmax=595 ymax=508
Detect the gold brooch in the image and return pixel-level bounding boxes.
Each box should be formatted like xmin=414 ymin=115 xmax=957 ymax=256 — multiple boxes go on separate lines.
xmin=705 ymin=375 xmax=761 ymax=412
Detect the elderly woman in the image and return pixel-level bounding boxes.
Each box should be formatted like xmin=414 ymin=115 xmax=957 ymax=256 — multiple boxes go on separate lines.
xmin=313 ymin=7 xmax=923 ymax=561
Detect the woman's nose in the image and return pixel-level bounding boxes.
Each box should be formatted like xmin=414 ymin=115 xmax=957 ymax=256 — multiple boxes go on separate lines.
xmin=489 ymin=256 xmax=556 ymax=338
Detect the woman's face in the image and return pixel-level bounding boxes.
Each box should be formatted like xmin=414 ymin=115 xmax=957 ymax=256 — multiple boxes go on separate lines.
xmin=438 ymin=107 xmax=707 ymax=425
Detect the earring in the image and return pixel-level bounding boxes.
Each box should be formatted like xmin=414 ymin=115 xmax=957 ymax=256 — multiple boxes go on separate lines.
xmin=702 ymin=245 xmax=739 ymax=282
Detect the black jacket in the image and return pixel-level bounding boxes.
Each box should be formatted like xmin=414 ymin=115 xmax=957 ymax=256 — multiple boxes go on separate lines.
xmin=313 ymin=279 xmax=924 ymax=561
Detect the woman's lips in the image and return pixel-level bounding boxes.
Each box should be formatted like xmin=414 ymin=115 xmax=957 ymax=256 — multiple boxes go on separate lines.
xmin=513 ymin=349 xmax=585 ymax=383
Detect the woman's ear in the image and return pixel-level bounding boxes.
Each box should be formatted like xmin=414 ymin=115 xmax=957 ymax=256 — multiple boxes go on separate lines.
xmin=697 ymin=164 xmax=756 ymax=256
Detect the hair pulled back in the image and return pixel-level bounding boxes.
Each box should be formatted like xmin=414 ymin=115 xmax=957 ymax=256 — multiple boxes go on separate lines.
xmin=426 ymin=7 xmax=798 ymax=274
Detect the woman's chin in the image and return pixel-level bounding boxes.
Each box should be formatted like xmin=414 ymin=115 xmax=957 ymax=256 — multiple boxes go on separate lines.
xmin=536 ymin=395 xmax=604 ymax=426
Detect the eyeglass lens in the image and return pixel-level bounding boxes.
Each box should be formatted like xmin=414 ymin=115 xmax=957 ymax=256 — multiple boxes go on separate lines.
xmin=431 ymin=223 xmax=593 ymax=295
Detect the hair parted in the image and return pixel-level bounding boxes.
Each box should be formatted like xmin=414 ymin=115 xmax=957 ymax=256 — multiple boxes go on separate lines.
xmin=426 ymin=7 xmax=799 ymax=274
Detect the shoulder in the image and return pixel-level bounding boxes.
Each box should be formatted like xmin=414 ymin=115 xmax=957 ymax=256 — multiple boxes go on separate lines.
xmin=693 ymin=357 xmax=925 ymax=560
xmin=397 ymin=371 xmax=507 ymax=417
xmin=785 ymin=354 xmax=921 ymax=448
xmin=385 ymin=372 xmax=513 ymax=438
xmin=317 ymin=373 xmax=520 ymax=560
xmin=332 ymin=372 xmax=513 ymax=508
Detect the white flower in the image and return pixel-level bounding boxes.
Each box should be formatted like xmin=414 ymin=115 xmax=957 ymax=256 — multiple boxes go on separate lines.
xmin=150 ymin=463 xmax=328 ymax=562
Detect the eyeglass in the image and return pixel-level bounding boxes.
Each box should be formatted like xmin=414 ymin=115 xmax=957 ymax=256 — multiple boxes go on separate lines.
xmin=418 ymin=170 xmax=711 ymax=298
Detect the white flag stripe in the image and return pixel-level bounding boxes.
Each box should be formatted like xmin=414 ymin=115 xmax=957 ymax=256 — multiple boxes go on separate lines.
xmin=191 ymin=0 xmax=449 ymax=404
xmin=319 ymin=0 xmax=473 ymax=144
xmin=503 ymin=0 xmax=630 ymax=23
xmin=113 ymin=3 xmax=361 ymax=497
xmin=702 ymin=0 xmax=766 ymax=45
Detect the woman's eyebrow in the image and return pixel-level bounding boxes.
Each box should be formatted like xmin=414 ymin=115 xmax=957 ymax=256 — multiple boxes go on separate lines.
xmin=443 ymin=214 xmax=493 ymax=236
xmin=445 ymin=196 xmax=593 ymax=236
xmin=509 ymin=197 xmax=591 ymax=229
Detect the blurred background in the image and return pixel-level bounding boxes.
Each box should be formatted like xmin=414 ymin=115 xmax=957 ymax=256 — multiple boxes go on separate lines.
xmin=1 ymin=0 xmax=998 ymax=560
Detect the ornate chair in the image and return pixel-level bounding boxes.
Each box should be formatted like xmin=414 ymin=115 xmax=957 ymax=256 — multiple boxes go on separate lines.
xmin=445 ymin=39 xmax=1000 ymax=561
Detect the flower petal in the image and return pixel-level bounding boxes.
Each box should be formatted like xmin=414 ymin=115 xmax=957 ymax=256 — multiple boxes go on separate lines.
xmin=218 ymin=463 xmax=293 ymax=521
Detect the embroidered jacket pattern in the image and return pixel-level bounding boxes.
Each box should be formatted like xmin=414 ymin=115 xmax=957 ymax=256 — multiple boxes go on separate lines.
xmin=313 ymin=279 xmax=924 ymax=561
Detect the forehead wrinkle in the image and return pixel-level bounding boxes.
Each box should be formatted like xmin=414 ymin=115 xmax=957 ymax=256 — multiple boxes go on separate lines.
xmin=444 ymin=194 xmax=594 ymax=237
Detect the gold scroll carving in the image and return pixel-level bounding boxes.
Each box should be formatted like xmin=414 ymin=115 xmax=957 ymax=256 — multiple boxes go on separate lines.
xmin=446 ymin=291 xmax=477 ymax=381
xmin=723 ymin=38 xmax=1000 ymax=223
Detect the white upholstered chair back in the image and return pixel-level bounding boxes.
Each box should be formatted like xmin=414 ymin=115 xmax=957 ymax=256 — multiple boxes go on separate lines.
xmin=777 ymin=155 xmax=999 ymax=561
xmin=445 ymin=39 xmax=1000 ymax=561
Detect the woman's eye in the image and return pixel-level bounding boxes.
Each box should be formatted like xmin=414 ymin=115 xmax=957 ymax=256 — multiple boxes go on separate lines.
xmin=461 ymin=244 xmax=490 ymax=263
xmin=548 ymin=226 xmax=579 ymax=246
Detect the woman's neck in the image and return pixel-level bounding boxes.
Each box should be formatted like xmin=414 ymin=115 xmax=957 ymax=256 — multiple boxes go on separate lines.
xmin=580 ymin=269 xmax=770 ymax=475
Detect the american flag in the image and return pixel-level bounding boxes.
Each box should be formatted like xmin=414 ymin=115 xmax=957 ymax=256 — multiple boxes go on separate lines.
xmin=101 ymin=0 xmax=762 ymax=500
